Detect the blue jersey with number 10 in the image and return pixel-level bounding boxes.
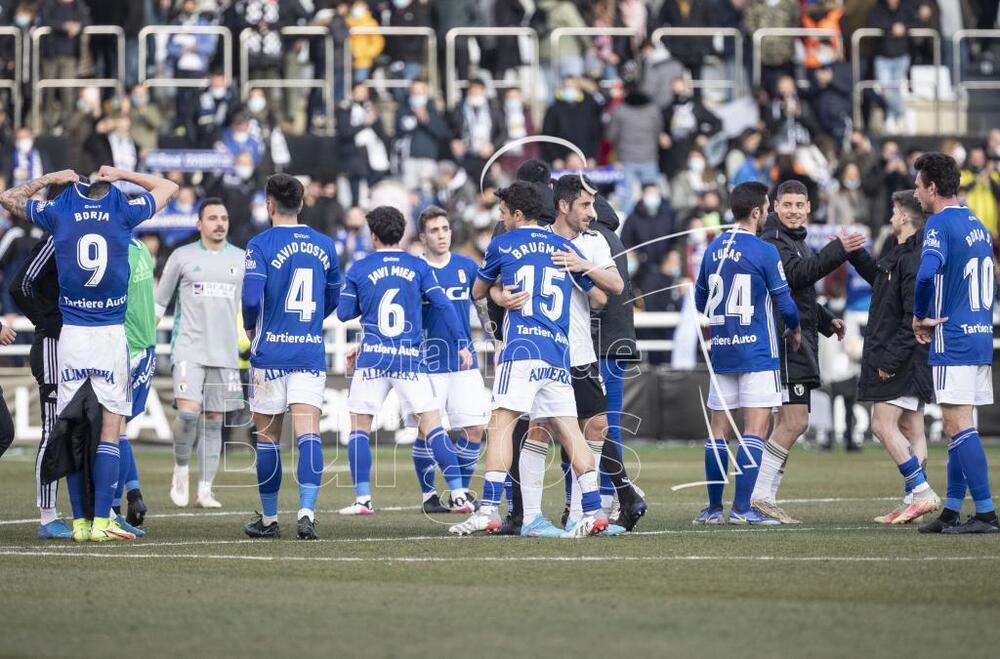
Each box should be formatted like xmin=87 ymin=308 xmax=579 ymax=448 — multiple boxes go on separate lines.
xmin=695 ymin=229 xmax=790 ymax=374
xmin=243 ymin=225 xmax=341 ymax=371
xmin=477 ymin=225 xmax=593 ymax=370
xmin=28 ymin=183 xmax=155 ymax=327
xmin=919 ymin=206 xmax=994 ymax=366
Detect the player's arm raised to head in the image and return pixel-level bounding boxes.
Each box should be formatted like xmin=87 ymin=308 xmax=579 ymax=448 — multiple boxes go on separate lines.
xmin=0 ymin=170 xmax=78 ymax=222
xmin=95 ymin=166 xmax=179 ymax=213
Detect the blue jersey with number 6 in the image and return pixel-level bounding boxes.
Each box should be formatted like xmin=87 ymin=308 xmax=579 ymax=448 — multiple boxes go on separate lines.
xmin=477 ymin=225 xmax=593 ymax=370
xmin=919 ymin=206 xmax=994 ymax=366
xmin=695 ymin=228 xmax=790 ymax=374
xmin=339 ymin=250 xmax=450 ymax=372
xmin=28 ymin=183 xmax=155 ymax=327
xmin=243 ymin=225 xmax=341 ymax=371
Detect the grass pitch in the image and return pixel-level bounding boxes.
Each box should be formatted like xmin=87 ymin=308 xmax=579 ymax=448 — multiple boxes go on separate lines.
xmin=1 ymin=442 xmax=998 ymax=658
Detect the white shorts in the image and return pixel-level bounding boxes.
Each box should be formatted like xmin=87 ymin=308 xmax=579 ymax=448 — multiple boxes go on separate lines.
xmin=707 ymin=370 xmax=783 ymax=411
xmin=348 ymin=368 xmax=438 ymax=419
xmin=250 ymin=368 xmax=326 ymax=415
xmin=934 ymin=365 xmax=994 ymax=407
xmin=885 ymin=395 xmax=923 ymax=412
xmin=404 ymin=369 xmax=490 ymax=429
xmin=57 ymin=324 xmax=131 ymax=417
xmin=492 ymin=359 xmax=577 ymax=421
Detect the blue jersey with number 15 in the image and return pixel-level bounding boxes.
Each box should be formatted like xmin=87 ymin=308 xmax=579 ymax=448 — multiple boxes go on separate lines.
xmin=477 ymin=225 xmax=593 ymax=370
xmin=243 ymin=225 xmax=341 ymax=371
xmin=28 ymin=183 xmax=155 ymax=327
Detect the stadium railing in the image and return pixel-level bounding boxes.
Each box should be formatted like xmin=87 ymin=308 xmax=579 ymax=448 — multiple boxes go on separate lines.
xmin=343 ymin=25 xmax=438 ymax=101
xmin=138 ymin=25 xmax=233 ymax=91
xmin=31 ymin=25 xmax=125 ymax=133
xmin=952 ymin=29 xmax=1000 ymax=127
xmin=0 ymin=27 xmax=23 ymax=130
xmin=851 ymin=27 xmax=942 ymax=133
xmin=548 ymin=26 xmax=641 ymax=90
xmin=751 ymin=27 xmax=843 ymax=89
xmin=444 ymin=27 xmax=541 ymax=118
xmin=240 ymin=26 xmax=334 ymax=129
xmin=649 ymin=26 xmax=746 ymax=97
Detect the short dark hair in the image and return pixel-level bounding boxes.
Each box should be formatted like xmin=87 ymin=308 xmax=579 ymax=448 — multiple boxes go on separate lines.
xmin=776 ymin=179 xmax=808 ymax=200
xmin=914 ymin=152 xmax=960 ymax=197
xmin=515 ymin=159 xmax=551 ymax=184
xmin=265 ymin=174 xmax=304 ymax=215
xmin=730 ymin=182 xmax=769 ymax=221
xmin=496 ymin=181 xmax=543 ymax=222
xmin=553 ymin=174 xmax=595 ymax=213
xmin=418 ymin=205 xmax=449 ymax=233
xmin=366 ymin=205 xmax=406 ymax=245
xmin=198 ymin=197 xmax=226 ymax=221
xmin=892 ymin=189 xmax=927 ymax=230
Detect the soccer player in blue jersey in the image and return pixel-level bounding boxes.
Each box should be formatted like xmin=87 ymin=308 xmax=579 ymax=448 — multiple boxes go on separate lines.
xmin=449 ymin=181 xmax=609 ymax=538
xmin=408 ymin=206 xmax=492 ymax=514
xmin=337 ymin=205 xmax=474 ymax=516
xmin=692 ymin=182 xmax=802 ymax=525
xmin=241 ymin=174 xmax=342 ymax=540
xmin=0 ymin=166 xmax=178 ymax=542
xmin=910 ymin=153 xmax=998 ymax=534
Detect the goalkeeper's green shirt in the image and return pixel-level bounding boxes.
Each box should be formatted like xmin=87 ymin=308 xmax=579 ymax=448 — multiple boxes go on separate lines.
xmin=126 ymin=239 xmax=157 ymax=359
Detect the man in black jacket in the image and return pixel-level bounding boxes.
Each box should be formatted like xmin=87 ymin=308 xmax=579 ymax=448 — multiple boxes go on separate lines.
xmin=750 ymin=180 xmax=865 ymax=524
xmin=851 ymin=190 xmax=940 ymax=525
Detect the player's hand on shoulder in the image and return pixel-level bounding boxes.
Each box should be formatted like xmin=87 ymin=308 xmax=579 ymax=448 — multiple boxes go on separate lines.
xmin=492 ymin=283 xmax=530 ymax=310
xmin=0 ymin=324 xmax=16 ymax=345
xmin=551 ymin=248 xmax=589 ymax=273
xmin=831 ymin=318 xmax=846 ymax=341
xmin=46 ymin=169 xmax=79 ymax=186
xmin=458 ymin=347 xmax=473 ymax=371
xmin=785 ymin=326 xmax=801 ymax=352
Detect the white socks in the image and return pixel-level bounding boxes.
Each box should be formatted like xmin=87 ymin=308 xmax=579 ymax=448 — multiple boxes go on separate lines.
xmin=752 ymin=439 xmax=789 ymax=503
xmin=519 ymin=438 xmax=549 ymax=525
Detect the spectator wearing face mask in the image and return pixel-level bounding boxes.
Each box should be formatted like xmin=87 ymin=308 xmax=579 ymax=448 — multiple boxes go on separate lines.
xmin=608 ymin=83 xmax=669 ymax=214
xmin=394 ymin=79 xmax=451 ymax=191
xmin=496 ymin=88 xmax=538 ymax=176
xmin=346 ymin=0 xmax=384 ymax=83
xmin=8 ymin=128 xmax=45 ymax=187
xmin=449 ymin=78 xmax=506 ymax=187
xmin=959 ymin=146 xmax=1000 ymax=238
xmin=208 ymin=151 xmax=261 ymax=248
xmin=128 ymin=83 xmax=165 ymax=154
xmin=38 ymin=0 xmax=92 ymax=131
xmin=540 ymin=76 xmax=604 ymax=168
xmin=84 ymin=112 xmax=139 ymax=176
xmin=765 ymin=75 xmax=822 ymax=152
xmin=661 ymin=77 xmax=722 ymax=177
xmin=669 ymin=148 xmax=725 ymax=218
xmin=336 ymin=82 xmax=390 ymax=206
xmin=220 ymin=114 xmax=265 ymax=165
xmin=621 ymin=183 xmax=676 ymax=287
xmin=192 ymin=72 xmax=237 ymax=147
xmin=827 ymin=161 xmax=871 ymax=228
xmin=384 ymin=0 xmax=433 ymax=102
xmin=333 ymin=206 xmax=373 ymax=270
xmin=804 ymin=61 xmax=852 ymax=146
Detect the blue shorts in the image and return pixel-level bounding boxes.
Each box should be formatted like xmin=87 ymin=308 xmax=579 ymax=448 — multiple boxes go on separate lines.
xmin=129 ymin=347 xmax=157 ymax=421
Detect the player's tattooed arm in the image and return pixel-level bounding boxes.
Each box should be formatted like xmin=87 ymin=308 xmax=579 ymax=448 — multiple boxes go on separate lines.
xmin=0 ymin=170 xmax=78 ymax=220
xmin=473 ymin=297 xmax=497 ymax=339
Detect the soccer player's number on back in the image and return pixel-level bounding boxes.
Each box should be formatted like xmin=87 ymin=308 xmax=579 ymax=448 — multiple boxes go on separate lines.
xmin=514 ymin=264 xmax=565 ymax=320
xmin=377 ymin=288 xmax=405 ymax=337
xmin=962 ymin=257 xmax=994 ymax=311
xmin=705 ymin=273 xmax=754 ymax=326
xmin=77 ymin=233 xmax=108 ymax=287
xmin=285 ymin=267 xmax=317 ymax=321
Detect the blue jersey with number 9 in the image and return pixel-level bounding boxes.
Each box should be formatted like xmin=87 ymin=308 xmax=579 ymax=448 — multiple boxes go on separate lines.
xmin=244 ymin=225 xmax=341 ymax=371
xmin=28 ymin=183 xmax=155 ymax=327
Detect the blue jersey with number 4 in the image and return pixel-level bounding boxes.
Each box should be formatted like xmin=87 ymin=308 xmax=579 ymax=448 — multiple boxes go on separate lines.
xmin=28 ymin=183 xmax=155 ymax=327
xmin=339 ymin=250 xmax=456 ymax=372
xmin=422 ymin=253 xmax=479 ymax=374
xmin=243 ymin=225 xmax=341 ymax=371
xmin=918 ymin=206 xmax=994 ymax=366
xmin=695 ymin=229 xmax=790 ymax=374
xmin=477 ymin=225 xmax=593 ymax=370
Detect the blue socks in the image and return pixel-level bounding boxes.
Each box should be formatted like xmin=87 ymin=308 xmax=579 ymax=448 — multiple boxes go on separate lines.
xmin=950 ymin=428 xmax=995 ymax=514
xmin=412 ymin=438 xmax=436 ymax=495
xmin=503 ymin=472 xmax=513 ymax=505
xmin=945 ymin=443 xmax=969 ymax=512
xmin=347 ymin=430 xmax=372 ymax=498
xmin=427 ymin=427 xmax=463 ymax=492
xmin=93 ymin=442 xmax=121 ymax=519
xmin=705 ymin=438 xmax=729 ymax=510
xmin=561 ymin=460 xmax=573 ymax=509
xmin=453 ymin=436 xmax=480 ymax=489
xmin=599 ymin=358 xmax=624 ymax=497
xmin=733 ymin=435 xmax=764 ymax=513
xmin=113 ymin=435 xmax=133 ymax=508
xmin=67 ymin=470 xmax=86 ymax=519
xmin=481 ymin=470 xmax=505 ymax=510
xmin=256 ymin=441 xmax=282 ymax=521
xmin=897 ymin=456 xmax=926 ymax=495
xmin=296 ymin=434 xmax=323 ymax=516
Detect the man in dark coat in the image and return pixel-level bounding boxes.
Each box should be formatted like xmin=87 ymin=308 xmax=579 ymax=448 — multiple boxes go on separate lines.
xmin=850 ymin=189 xmax=940 ymax=525
xmin=750 ymin=180 xmax=865 ymax=524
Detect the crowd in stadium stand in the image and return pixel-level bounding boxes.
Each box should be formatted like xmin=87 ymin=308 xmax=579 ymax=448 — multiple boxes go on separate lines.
xmin=0 ymin=1 xmax=998 ymax=378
